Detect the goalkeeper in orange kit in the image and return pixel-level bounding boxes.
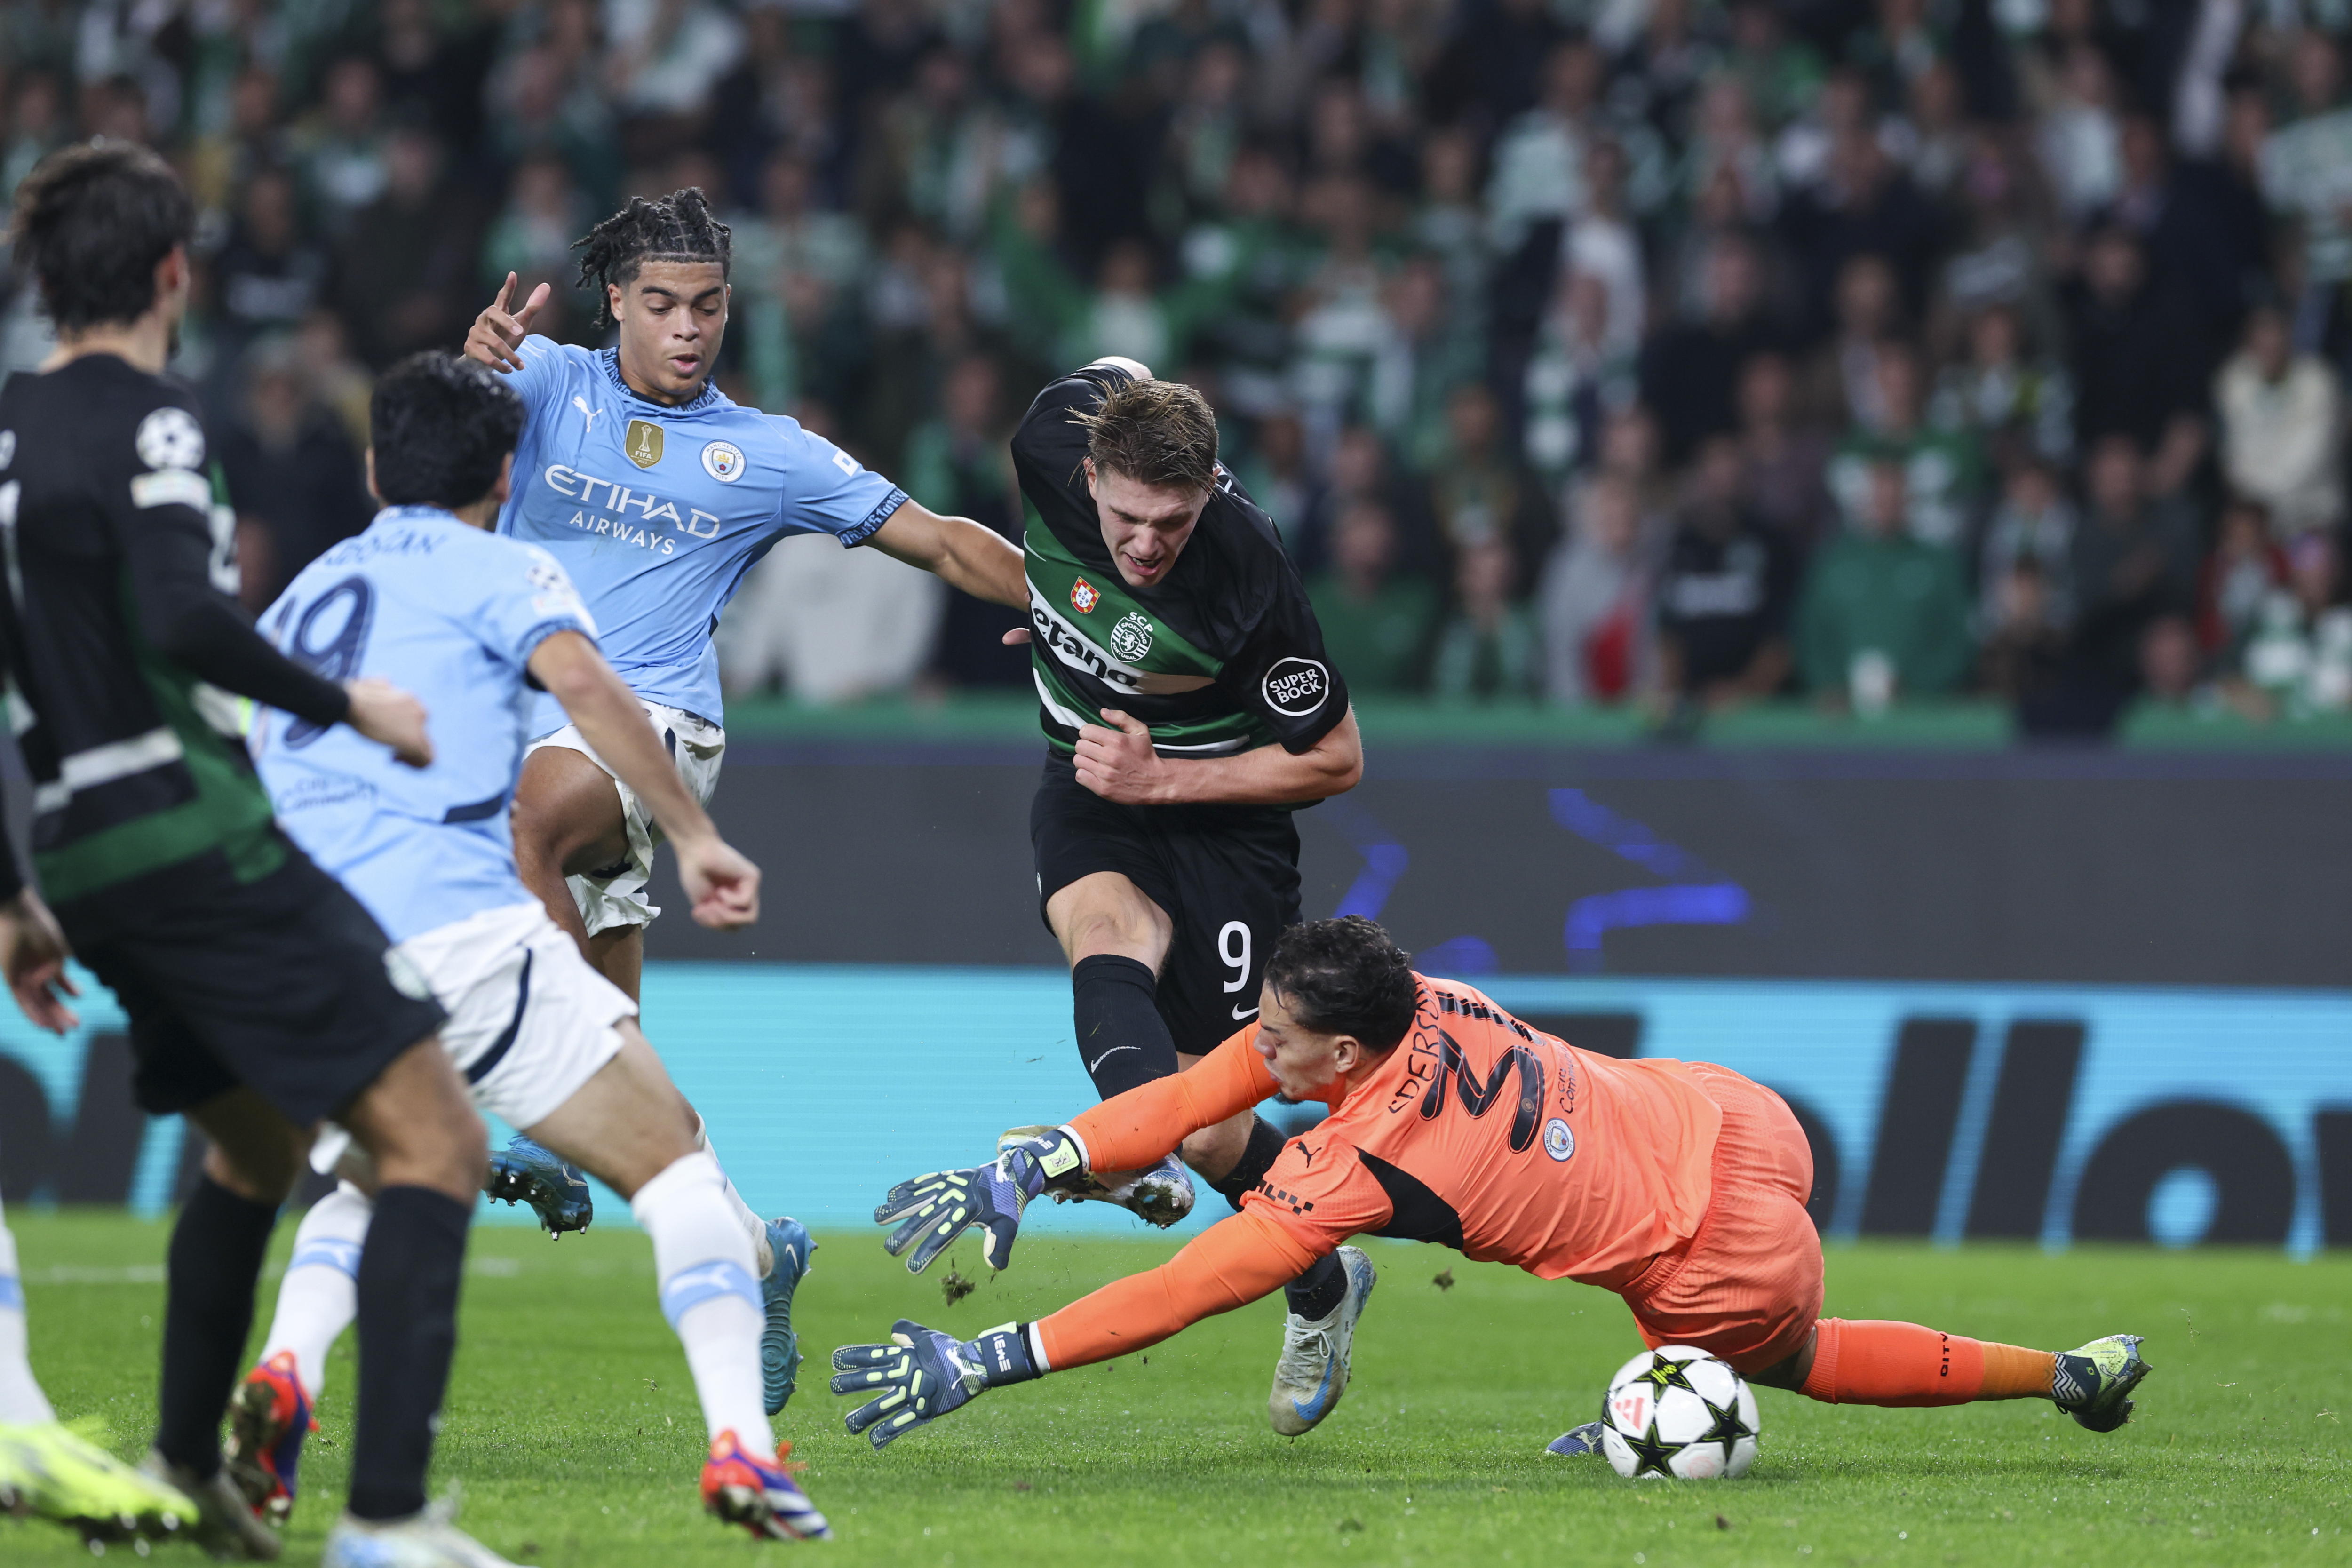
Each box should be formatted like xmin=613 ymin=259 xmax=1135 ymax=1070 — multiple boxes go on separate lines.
xmin=832 ymin=917 xmax=2151 ymax=1452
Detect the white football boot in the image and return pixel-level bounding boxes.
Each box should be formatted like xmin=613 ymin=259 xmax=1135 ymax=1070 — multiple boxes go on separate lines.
xmin=997 ymin=1126 xmax=1195 ymax=1228
xmin=1267 ymin=1245 xmax=1377 ymax=1436
xmin=322 ymin=1496 xmax=535 ymax=1568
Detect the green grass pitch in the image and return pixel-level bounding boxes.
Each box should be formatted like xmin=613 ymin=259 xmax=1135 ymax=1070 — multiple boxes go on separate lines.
xmin=6 ymin=1210 xmax=2348 ymax=1567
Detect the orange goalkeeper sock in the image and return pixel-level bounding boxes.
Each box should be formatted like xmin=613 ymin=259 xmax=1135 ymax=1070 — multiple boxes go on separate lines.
xmin=1798 ymin=1319 xmax=2055 ymax=1408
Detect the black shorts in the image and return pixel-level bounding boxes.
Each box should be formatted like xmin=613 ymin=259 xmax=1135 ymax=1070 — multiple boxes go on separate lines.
xmin=64 ymin=844 xmax=449 ymax=1126
xmin=1031 ymin=753 xmax=1302 ymax=1057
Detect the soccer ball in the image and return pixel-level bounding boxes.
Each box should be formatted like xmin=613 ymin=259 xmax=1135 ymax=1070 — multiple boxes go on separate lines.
xmin=1598 ymin=1345 xmax=1760 ymax=1480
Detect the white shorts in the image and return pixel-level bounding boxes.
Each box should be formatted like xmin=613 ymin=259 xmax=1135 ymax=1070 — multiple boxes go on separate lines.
xmin=310 ymin=903 xmax=633 ymax=1175
xmin=526 ymin=700 xmax=725 ymax=937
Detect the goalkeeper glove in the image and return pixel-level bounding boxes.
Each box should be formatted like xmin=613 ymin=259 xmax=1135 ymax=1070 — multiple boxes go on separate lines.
xmin=874 ymin=1127 xmax=1085 ymax=1273
xmin=830 ymin=1319 xmax=1042 ymax=1449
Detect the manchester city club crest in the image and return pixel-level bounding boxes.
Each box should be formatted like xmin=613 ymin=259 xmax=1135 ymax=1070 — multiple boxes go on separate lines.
xmin=1544 ymin=1117 xmax=1575 ymax=1162
xmin=1070 ymin=577 xmax=1100 ymax=614
xmin=624 ymin=418 xmax=665 ymax=469
xmin=1109 ymin=611 xmax=1153 ymax=661
xmin=701 ymin=439 xmax=745 ymax=482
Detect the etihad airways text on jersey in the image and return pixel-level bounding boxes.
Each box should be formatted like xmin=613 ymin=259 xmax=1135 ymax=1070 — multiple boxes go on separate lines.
xmin=540 ymin=462 xmax=723 ymax=552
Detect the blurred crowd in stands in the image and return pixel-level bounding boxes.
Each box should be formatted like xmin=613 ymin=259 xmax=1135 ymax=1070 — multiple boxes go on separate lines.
xmin=9 ymin=0 xmax=2352 ymax=731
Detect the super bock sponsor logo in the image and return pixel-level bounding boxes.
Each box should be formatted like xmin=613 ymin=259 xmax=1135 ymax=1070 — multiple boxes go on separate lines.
xmin=1261 ymin=656 xmax=1329 ymax=716
xmin=1109 ymin=611 xmax=1154 ymax=661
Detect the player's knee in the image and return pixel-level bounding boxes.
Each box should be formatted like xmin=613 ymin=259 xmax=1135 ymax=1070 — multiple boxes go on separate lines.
xmin=1178 ymin=1121 xmax=1248 ymax=1184
xmin=402 ymin=1100 xmax=488 ymax=1200
xmin=1058 ymin=897 xmax=1170 ymax=964
xmin=201 ymin=1137 xmax=301 ymax=1206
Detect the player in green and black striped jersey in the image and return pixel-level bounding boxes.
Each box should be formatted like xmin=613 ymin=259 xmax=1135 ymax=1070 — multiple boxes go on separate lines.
xmin=0 ymin=141 xmax=505 ymax=1563
xmin=1007 ymin=358 xmax=1374 ymax=1435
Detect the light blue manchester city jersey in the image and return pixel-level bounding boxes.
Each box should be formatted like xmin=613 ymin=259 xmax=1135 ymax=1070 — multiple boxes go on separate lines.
xmin=495 ymin=336 xmax=907 ymax=731
xmin=252 ymin=506 xmax=597 ymax=944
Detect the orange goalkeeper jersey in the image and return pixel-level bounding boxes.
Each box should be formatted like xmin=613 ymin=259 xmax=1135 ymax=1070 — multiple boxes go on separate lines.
xmin=1034 ymin=973 xmax=1725 ymax=1370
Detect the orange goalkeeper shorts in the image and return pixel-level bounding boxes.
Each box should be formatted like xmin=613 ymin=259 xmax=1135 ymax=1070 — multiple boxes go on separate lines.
xmin=1619 ymin=1063 xmax=1824 ymax=1376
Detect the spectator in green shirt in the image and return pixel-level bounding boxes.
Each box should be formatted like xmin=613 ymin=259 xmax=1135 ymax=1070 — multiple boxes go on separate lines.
xmin=1826 ymin=341 xmax=1986 ymax=551
xmin=1308 ymin=498 xmax=1439 ymax=694
xmin=1798 ymin=459 xmax=1974 ymax=702
xmin=1433 ymin=537 xmax=1542 ymax=700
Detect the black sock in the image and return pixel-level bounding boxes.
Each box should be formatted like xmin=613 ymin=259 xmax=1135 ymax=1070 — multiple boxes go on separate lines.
xmin=349 ymin=1186 xmax=470 ymax=1522
xmin=1284 ymin=1252 xmax=1350 ymax=1321
xmin=1208 ymin=1114 xmax=1288 ymax=1210
xmin=1072 ymin=954 xmax=1179 ymax=1100
xmin=157 ymin=1174 xmax=280 ymax=1477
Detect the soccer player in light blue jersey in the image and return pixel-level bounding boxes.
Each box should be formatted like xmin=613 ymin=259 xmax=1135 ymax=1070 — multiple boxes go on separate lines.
xmin=230 ymin=355 xmax=829 ymax=1557
xmin=459 ymin=195 xmax=1022 ymax=1400
xmin=460 ymin=187 xmax=1026 ymax=1003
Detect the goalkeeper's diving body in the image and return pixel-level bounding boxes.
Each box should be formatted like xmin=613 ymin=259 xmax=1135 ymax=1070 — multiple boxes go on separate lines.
xmin=838 ymin=917 xmax=2153 ymax=1453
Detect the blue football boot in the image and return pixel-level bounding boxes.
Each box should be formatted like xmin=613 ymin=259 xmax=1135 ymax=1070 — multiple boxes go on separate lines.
xmin=484 ymin=1134 xmax=593 ymax=1235
xmin=1545 ymin=1421 xmax=1606 ymax=1457
xmin=761 ymin=1217 xmax=815 ymax=1416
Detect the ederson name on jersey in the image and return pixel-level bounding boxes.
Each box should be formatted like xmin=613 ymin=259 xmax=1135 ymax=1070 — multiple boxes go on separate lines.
xmin=493 ymin=335 xmax=906 ymax=733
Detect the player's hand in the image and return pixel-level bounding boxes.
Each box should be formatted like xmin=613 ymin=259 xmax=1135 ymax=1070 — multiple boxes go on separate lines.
xmin=831 ymin=1319 xmax=1040 ymax=1449
xmin=343 ymin=679 xmax=434 ymax=768
xmin=674 ymin=833 xmax=761 ymax=929
xmin=874 ymin=1129 xmax=1083 ymax=1273
xmin=465 ymin=272 xmax=550 ymax=374
xmin=1073 ymin=708 xmax=1168 ymax=804
xmin=1000 ymin=628 xmax=1031 ymax=645
xmin=0 ymin=889 xmax=80 ymax=1034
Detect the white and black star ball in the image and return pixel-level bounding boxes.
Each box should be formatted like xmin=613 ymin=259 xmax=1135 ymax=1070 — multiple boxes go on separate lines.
xmin=135 ymin=406 xmax=206 ymax=471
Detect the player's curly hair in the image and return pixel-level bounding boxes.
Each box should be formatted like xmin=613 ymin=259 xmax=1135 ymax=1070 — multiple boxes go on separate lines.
xmin=10 ymin=140 xmax=193 ymax=331
xmin=572 ymin=186 xmax=731 ymax=328
xmin=1263 ymin=916 xmax=1418 ymax=1053
xmin=1073 ymin=377 xmax=1220 ymax=495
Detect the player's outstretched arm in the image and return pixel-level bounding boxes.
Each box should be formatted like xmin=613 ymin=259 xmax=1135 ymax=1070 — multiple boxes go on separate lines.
xmin=1074 ymin=706 xmax=1363 ymax=807
xmin=875 ymin=1030 xmax=1277 ymax=1271
xmin=833 ymin=1211 xmax=1316 ymax=1448
xmin=526 ymin=629 xmax=760 ymax=929
xmin=463 ymin=271 xmax=550 ymax=374
xmin=864 ymin=498 xmax=1028 ymax=609
xmin=111 ymin=447 xmax=435 ymax=767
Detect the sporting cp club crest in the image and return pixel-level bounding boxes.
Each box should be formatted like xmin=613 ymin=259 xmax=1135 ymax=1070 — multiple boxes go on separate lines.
xmin=1109 ymin=611 xmax=1154 ymax=661
xmin=701 ymin=440 xmax=744 ymax=482
xmin=1070 ymin=577 xmax=1100 ymax=614
xmin=624 ymin=419 xmax=665 ymax=469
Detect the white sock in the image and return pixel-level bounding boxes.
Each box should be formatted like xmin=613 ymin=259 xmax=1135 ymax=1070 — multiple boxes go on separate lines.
xmin=694 ymin=1119 xmax=775 ymax=1277
xmin=0 ymin=1200 xmax=56 ymax=1425
xmin=260 ymin=1182 xmax=374 ymax=1402
xmin=632 ymin=1150 xmax=776 ymax=1455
